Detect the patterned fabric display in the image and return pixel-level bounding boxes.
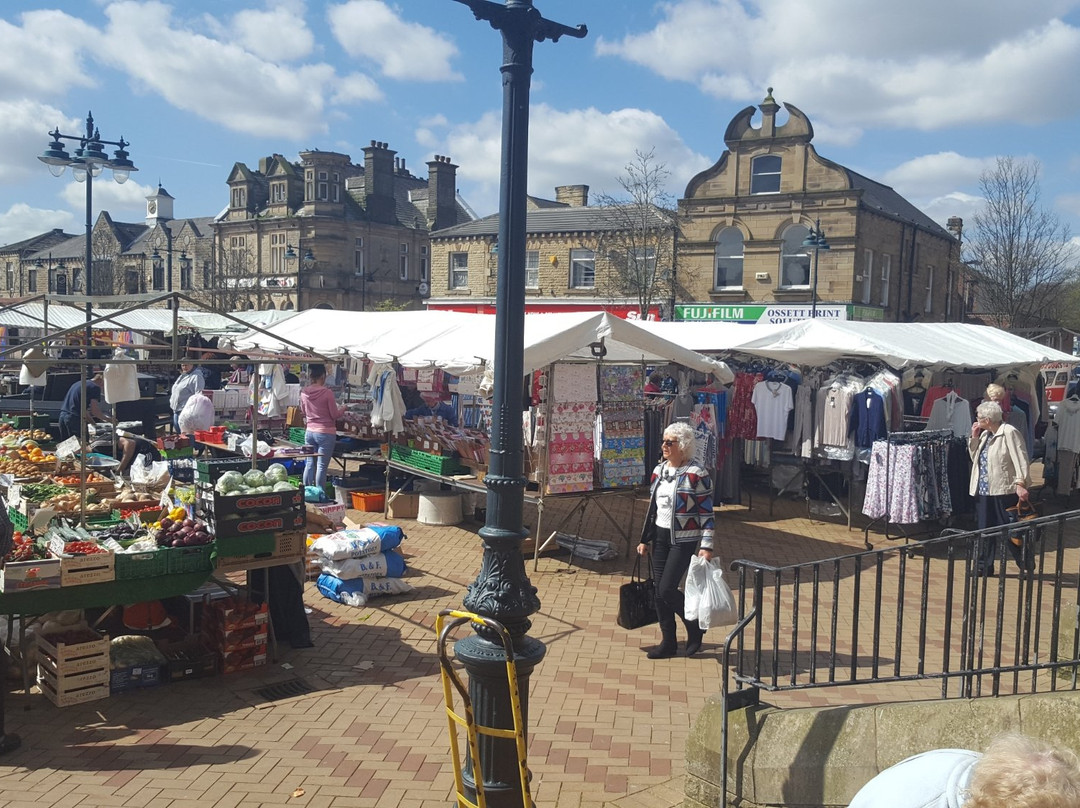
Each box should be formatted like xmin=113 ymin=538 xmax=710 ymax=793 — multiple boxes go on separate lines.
xmin=547 ymin=401 xmax=596 ymax=493
xmin=600 ymin=400 xmax=646 ymax=487
xmin=600 ymin=366 xmax=643 ymax=402
xmin=553 ymin=364 xmax=597 ymax=403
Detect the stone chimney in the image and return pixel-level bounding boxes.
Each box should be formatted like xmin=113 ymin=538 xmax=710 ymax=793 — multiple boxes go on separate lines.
xmin=426 ymin=155 xmax=459 ymax=231
xmin=363 ymin=140 xmax=397 ymax=224
xmin=555 ymin=184 xmax=589 ymax=207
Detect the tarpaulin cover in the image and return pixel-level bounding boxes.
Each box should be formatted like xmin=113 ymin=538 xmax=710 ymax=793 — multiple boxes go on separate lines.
xmin=227 ymin=310 xmax=734 ymax=380
xmin=638 ymin=320 xmax=1077 ymax=372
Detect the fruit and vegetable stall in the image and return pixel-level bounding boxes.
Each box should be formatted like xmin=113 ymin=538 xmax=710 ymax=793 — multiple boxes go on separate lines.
xmin=0 ymin=448 xmax=308 ymax=706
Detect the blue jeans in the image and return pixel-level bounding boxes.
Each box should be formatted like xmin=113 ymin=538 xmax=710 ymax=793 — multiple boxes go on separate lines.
xmin=304 ymin=430 xmax=336 ymax=489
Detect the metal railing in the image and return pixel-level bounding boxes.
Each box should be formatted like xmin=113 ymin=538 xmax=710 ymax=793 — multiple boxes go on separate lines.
xmin=717 ymin=509 xmax=1080 ymax=806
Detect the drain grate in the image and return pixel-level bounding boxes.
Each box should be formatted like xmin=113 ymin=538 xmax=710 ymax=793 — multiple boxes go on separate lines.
xmin=253 ymin=677 xmax=316 ymax=703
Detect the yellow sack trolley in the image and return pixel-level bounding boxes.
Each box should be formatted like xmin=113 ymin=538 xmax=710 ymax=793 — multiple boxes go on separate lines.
xmin=436 ymin=609 xmax=532 ymax=808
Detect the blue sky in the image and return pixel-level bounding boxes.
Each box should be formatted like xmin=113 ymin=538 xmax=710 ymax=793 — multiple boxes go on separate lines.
xmin=3 ymin=0 xmax=1080 ymax=250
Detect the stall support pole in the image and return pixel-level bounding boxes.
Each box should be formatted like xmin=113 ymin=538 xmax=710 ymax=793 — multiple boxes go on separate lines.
xmin=531 ymin=363 xmax=555 ymax=571
xmin=250 ymin=366 xmax=260 ymax=470
xmin=453 ymin=4 xmax=585 ymax=805
xmin=78 ymin=363 xmax=88 ymax=528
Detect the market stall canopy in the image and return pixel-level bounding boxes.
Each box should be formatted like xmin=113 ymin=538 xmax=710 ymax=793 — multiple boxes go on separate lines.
xmin=639 ymin=320 xmax=1077 ymax=371
xmin=0 ymin=303 xmax=298 ymax=336
xmin=227 ymin=310 xmax=732 ymax=380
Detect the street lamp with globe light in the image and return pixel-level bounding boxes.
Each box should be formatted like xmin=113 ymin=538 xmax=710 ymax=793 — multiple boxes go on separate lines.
xmin=802 ymin=219 xmax=830 ymax=319
xmin=39 ymin=112 xmax=137 ymax=346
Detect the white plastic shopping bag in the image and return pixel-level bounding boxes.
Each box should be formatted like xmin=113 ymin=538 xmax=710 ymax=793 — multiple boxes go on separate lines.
xmin=684 ymin=554 xmax=709 ymax=623
xmin=699 ymin=557 xmax=738 ymax=630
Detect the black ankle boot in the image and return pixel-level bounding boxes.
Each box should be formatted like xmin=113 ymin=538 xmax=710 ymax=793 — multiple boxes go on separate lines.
xmin=684 ymin=621 xmax=706 ymax=656
xmin=646 ymin=642 xmax=678 ymax=659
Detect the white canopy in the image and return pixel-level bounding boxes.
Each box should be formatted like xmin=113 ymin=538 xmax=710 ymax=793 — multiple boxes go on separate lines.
xmin=227 ymin=309 xmax=733 ymax=380
xmin=639 ymin=320 xmax=1077 ymax=371
xmin=0 ymin=303 xmax=297 ymax=336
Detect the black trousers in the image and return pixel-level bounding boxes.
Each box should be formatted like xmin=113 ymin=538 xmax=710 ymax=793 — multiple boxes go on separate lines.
xmin=975 ymin=493 xmax=1027 ymax=571
xmin=651 ymin=526 xmax=699 ymax=638
xmin=58 ymin=414 xmax=79 ymax=441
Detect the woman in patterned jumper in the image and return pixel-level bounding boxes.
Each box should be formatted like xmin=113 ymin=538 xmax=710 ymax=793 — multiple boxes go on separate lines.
xmin=636 ymin=421 xmax=715 ymax=658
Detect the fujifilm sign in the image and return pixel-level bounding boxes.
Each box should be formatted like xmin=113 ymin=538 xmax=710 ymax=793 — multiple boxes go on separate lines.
xmin=676 ymin=304 xmax=849 ymax=323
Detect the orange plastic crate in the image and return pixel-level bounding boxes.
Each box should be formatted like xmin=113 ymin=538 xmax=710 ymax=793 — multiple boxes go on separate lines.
xmin=350 ymin=491 xmax=384 ymax=512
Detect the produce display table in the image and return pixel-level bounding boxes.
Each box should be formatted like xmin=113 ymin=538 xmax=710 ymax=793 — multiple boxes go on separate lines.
xmin=0 ymin=570 xmax=213 ymax=615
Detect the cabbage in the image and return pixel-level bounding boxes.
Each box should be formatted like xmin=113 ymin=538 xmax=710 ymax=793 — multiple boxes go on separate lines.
xmin=216 ymin=471 xmax=245 ymax=494
xmin=273 ymin=481 xmax=295 ymax=492
xmin=254 ymin=486 xmax=274 ymax=494
xmin=265 ymin=463 xmax=289 ymax=484
xmin=242 ymin=468 xmax=267 ymax=489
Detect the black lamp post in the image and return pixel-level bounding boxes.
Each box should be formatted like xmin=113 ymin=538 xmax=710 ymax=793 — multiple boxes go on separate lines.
xmin=39 ymin=112 xmax=137 ymax=346
xmin=802 ymin=218 xmax=830 ymax=319
xmin=453 ymin=2 xmax=586 ymax=806
xmin=285 ymin=243 xmax=314 ymax=310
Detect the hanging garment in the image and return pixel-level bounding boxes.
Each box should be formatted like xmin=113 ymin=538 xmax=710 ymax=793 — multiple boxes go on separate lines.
xmin=751 ymin=379 xmax=794 ymax=441
xmin=816 ymin=379 xmax=856 ymax=460
xmin=925 ymin=391 xmax=972 ymax=439
xmin=790 ymin=382 xmax=815 ymax=459
xmin=727 ymin=372 xmax=760 ymax=440
xmin=368 ymin=363 xmax=405 ymax=435
xmin=848 ymin=388 xmax=888 ymax=449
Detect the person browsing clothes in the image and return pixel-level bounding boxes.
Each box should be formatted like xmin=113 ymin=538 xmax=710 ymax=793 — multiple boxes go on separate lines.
xmin=636 ymin=421 xmax=714 ymax=659
xmin=969 ymin=400 xmax=1031 ymax=575
xmin=300 ymin=363 xmax=344 ymax=490
xmin=405 ymin=390 xmax=458 ymax=427
xmin=169 ymin=359 xmax=204 ymax=433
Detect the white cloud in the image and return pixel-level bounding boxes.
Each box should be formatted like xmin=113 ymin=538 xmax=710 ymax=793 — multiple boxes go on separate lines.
xmin=1056 ymin=193 xmax=1080 ymax=223
xmin=60 ymin=179 xmax=157 ymax=220
xmin=0 ymin=100 xmax=82 ymax=183
xmin=231 ymin=5 xmax=315 ymax=61
xmin=597 ymin=1 xmax=1080 ymax=138
xmin=332 ymin=73 xmax=383 ymax=105
xmin=328 ymin=0 xmax=461 ymax=81
xmin=920 ymin=192 xmax=984 ymax=233
xmin=0 ymin=10 xmax=97 ymax=100
xmin=423 ymin=105 xmax=712 ymax=217
xmin=0 ymin=203 xmax=75 ymax=248
xmin=881 ymin=152 xmax=997 ymax=200
xmin=88 ymin=1 xmax=337 ymax=139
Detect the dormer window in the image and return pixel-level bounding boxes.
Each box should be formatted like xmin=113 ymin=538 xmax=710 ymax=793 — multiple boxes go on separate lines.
xmin=750 ymin=154 xmax=781 ymax=194
xmin=271 ymin=182 xmax=287 ymax=203
xmin=231 ymin=187 xmax=247 ymax=209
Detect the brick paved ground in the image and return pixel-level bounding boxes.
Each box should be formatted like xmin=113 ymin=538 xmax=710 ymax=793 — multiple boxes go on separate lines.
xmin=0 ymin=472 xmax=1075 ymax=807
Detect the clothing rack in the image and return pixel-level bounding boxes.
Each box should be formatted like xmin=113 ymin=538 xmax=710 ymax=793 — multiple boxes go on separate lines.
xmin=863 ymin=428 xmax=954 ymax=547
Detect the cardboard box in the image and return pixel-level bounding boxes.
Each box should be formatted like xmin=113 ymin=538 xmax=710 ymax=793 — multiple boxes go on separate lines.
xmin=110 ymin=664 xmax=164 ymax=694
xmin=285 ymin=406 xmax=305 ymax=428
xmin=387 ymin=492 xmax=419 ymax=520
xmin=224 ymin=388 xmax=241 ymax=410
xmin=0 ymin=558 xmax=61 ymax=592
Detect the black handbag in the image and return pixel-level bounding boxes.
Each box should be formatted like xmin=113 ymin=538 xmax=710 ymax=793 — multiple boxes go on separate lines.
xmin=617 ymin=555 xmax=658 ymax=630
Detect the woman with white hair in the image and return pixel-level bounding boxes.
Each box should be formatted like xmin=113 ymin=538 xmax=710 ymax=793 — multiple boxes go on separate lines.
xmin=636 ymin=421 xmax=715 ymax=658
xmin=969 ymin=399 xmax=1031 ymax=575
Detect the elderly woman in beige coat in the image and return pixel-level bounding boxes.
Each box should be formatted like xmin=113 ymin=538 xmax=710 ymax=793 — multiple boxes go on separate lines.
xmin=969 ymin=400 xmax=1031 ymax=575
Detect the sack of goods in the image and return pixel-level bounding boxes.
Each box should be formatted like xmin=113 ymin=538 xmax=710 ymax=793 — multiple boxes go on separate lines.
xmin=309 ymin=525 xmax=403 ymax=561
xmin=311 ymin=524 xmax=412 ymax=607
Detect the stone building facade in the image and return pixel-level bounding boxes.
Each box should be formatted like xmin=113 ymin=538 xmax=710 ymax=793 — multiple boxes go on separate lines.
xmin=212 ymin=144 xmax=471 ymax=311
xmin=427 ymin=186 xmax=673 ymax=318
xmin=677 ymin=90 xmax=957 ymax=323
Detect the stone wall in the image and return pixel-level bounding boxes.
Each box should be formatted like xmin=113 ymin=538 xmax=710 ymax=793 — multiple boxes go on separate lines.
xmin=685 ymin=689 xmax=1080 ymax=807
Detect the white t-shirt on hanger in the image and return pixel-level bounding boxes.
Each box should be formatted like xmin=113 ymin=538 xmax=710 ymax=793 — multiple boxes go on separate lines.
xmin=752 ymin=379 xmax=794 ymax=441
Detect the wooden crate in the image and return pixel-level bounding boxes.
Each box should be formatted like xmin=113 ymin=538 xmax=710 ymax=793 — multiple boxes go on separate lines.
xmin=46 ymin=538 xmax=115 ymax=586
xmin=37 ymin=632 xmax=110 ymax=674
xmin=39 ymin=677 xmax=109 ymax=707
xmin=38 ymin=662 xmax=110 ymax=693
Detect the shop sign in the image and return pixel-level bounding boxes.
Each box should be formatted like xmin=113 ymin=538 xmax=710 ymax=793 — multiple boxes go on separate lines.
xmin=676 ymin=304 xmax=849 ymax=323
xmin=851 ymin=305 xmax=884 ymax=321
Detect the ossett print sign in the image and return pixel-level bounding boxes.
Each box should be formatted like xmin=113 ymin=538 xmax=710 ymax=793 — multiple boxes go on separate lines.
xmin=676 ymin=304 xmax=849 ymax=323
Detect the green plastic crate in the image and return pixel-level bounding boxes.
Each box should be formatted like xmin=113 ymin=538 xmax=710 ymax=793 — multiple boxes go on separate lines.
xmin=114 ymin=547 xmax=170 ymax=580
xmin=215 ymin=532 xmax=276 ymax=558
xmin=389 ymin=444 xmax=464 ymax=475
xmin=8 ymin=507 xmax=27 ymax=534
xmin=167 ymin=543 xmax=215 ymax=575
xmin=288 ymin=427 xmax=307 ymax=444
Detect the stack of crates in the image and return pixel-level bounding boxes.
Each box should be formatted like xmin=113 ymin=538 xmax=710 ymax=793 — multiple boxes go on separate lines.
xmin=203 ymin=598 xmax=269 ymax=674
xmin=37 ymin=631 xmax=110 ymax=707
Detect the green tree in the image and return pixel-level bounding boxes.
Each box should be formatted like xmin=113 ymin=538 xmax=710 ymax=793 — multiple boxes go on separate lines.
xmin=966 ymin=157 xmax=1079 ymax=329
xmin=593 ymin=149 xmax=683 ymax=319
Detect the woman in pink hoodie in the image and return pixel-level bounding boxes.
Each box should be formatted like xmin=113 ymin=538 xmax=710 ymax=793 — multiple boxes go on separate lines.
xmin=301 ymin=364 xmax=343 ymax=489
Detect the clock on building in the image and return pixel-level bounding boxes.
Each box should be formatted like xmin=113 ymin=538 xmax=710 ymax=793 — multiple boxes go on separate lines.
xmin=147 ymin=200 xmax=157 ymax=215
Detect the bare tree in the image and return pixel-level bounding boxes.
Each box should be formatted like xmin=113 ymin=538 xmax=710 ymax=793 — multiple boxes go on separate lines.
xmin=593 ymin=149 xmax=683 ymax=319
xmin=200 ymin=242 xmax=260 ymax=312
xmin=966 ymin=157 xmax=1079 ymax=329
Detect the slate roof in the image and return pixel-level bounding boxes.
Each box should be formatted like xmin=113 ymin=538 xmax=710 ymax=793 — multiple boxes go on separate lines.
xmin=431 ymin=204 xmax=667 ymax=239
xmin=0 ymin=228 xmax=74 ymax=254
xmin=846 ymin=169 xmax=953 ymax=239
